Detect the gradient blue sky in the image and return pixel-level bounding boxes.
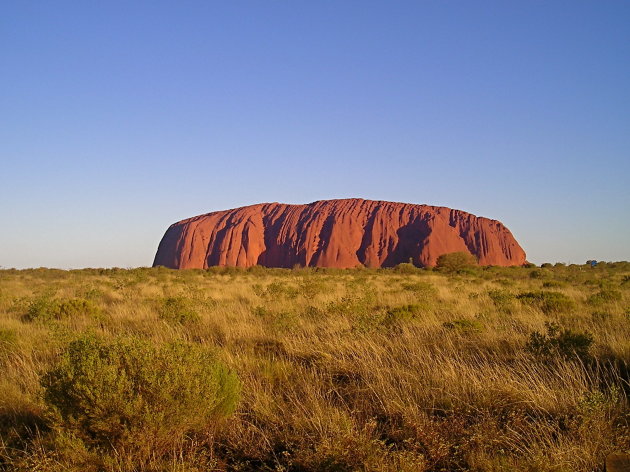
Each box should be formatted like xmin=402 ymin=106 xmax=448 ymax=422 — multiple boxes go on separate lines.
xmin=1 ymin=1 xmax=629 ymax=268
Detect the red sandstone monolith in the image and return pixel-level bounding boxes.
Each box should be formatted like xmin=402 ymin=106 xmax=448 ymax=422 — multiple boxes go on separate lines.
xmin=153 ymin=199 xmax=526 ymax=269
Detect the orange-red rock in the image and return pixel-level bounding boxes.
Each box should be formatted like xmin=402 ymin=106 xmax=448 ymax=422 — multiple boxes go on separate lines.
xmin=153 ymin=199 xmax=526 ymax=269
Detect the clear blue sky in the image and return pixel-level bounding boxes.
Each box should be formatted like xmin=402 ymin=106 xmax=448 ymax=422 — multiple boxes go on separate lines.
xmin=1 ymin=1 xmax=629 ymax=268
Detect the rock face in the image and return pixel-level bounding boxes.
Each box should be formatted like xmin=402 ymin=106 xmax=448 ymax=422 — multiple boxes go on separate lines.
xmin=153 ymin=199 xmax=526 ymax=269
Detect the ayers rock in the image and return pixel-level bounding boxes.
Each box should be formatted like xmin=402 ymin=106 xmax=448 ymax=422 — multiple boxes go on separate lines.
xmin=153 ymin=199 xmax=526 ymax=269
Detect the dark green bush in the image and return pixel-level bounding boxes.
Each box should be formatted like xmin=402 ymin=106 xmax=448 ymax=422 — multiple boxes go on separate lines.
xmin=526 ymin=322 xmax=593 ymax=361
xmin=25 ymin=297 xmax=100 ymax=322
xmin=435 ymin=252 xmax=477 ymax=273
xmin=42 ymin=335 xmax=239 ymax=462
xmin=158 ymin=296 xmax=200 ymax=324
xmin=516 ymin=291 xmax=575 ymax=314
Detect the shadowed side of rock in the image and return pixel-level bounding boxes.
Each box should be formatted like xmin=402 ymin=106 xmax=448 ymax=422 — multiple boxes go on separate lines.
xmin=153 ymin=199 xmax=527 ymax=269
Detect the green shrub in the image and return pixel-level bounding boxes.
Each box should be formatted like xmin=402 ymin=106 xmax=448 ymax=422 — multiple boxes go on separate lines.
xmin=587 ymin=289 xmax=622 ymax=306
xmin=487 ymin=289 xmax=515 ymax=312
xmin=383 ymin=304 xmax=422 ymax=326
xmin=352 ymin=309 xmax=388 ymax=333
xmin=42 ymin=335 xmax=239 ymax=463
xmin=392 ymin=262 xmax=418 ymax=274
xmin=25 ymin=297 xmax=100 ymax=322
xmin=526 ymin=322 xmax=593 ymax=361
xmin=516 ymin=291 xmax=575 ymax=314
xmin=158 ymin=296 xmax=200 ymax=324
xmin=435 ymin=252 xmax=477 ymax=273
xmin=253 ymin=281 xmax=299 ymax=299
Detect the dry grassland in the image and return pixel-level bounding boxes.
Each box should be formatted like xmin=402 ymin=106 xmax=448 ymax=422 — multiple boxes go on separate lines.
xmin=0 ymin=263 xmax=628 ymax=471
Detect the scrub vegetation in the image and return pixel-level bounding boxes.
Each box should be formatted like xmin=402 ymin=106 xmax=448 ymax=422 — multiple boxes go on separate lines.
xmin=0 ymin=261 xmax=629 ymax=471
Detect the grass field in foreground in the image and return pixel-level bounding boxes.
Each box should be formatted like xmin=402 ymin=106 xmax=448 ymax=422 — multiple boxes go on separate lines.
xmin=0 ymin=262 xmax=629 ymax=471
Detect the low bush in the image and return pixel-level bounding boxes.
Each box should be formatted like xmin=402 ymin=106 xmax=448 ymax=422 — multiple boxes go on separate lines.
xmin=383 ymin=304 xmax=423 ymax=326
xmin=253 ymin=281 xmax=300 ymax=299
xmin=158 ymin=296 xmax=200 ymax=324
xmin=526 ymin=322 xmax=594 ymax=361
xmin=392 ymin=262 xmax=419 ymax=274
xmin=587 ymin=289 xmax=623 ymax=306
xmin=487 ymin=289 xmax=515 ymax=313
xmin=42 ymin=335 xmax=239 ymax=465
xmin=516 ymin=291 xmax=575 ymax=314
xmin=24 ymin=297 xmax=100 ymax=322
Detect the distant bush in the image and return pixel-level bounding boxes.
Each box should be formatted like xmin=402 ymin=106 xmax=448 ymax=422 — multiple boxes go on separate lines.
xmin=516 ymin=291 xmax=575 ymax=314
xmin=435 ymin=252 xmax=477 ymax=273
xmin=25 ymin=297 xmax=100 ymax=322
xmin=158 ymin=296 xmax=200 ymax=324
xmin=526 ymin=322 xmax=593 ymax=361
xmin=252 ymin=281 xmax=299 ymax=299
xmin=42 ymin=336 xmax=239 ymax=463
xmin=392 ymin=262 xmax=419 ymax=274
xmin=540 ymin=263 xmax=553 ymax=268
